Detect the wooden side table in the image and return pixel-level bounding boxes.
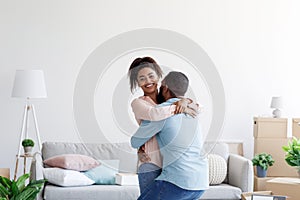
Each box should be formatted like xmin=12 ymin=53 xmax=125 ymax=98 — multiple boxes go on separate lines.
xmin=14 ymin=154 xmax=33 ymax=180
xmin=241 ymin=191 xmax=272 ymax=200
xmin=266 ymin=177 xmax=300 ymax=200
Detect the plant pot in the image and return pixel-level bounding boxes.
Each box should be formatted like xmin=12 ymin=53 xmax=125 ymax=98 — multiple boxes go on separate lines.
xmin=23 ymin=146 xmax=33 ymax=155
xmin=256 ymin=166 xmax=267 ymax=177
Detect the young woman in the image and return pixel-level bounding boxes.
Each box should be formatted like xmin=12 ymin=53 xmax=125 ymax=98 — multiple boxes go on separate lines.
xmin=128 ymin=57 xmax=198 ymax=193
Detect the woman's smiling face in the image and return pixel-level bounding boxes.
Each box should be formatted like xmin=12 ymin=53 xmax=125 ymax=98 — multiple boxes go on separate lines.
xmin=137 ymin=67 xmax=159 ymax=94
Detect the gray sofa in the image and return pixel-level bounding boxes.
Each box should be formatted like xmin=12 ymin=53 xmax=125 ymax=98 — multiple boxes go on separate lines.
xmin=30 ymin=142 xmax=253 ymax=200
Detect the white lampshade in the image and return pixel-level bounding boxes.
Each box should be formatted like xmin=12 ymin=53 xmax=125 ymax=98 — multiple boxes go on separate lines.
xmin=12 ymin=70 xmax=47 ymax=99
xmin=270 ymin=96 xmax=283 ymax=109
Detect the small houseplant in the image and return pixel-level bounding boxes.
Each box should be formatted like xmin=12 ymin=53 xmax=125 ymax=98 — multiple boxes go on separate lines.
xmin=21 ymin=139 xmax=35 ymax=155
xmin=252 ymin=152 xmax=275 ymax=177
xmin=0 ymin=173 xmax=46 ymax=200
xmin=282 ymin=137 xmax=300 ymax=177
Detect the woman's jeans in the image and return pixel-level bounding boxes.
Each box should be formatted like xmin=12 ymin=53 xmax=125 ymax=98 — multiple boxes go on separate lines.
xmin=138 ymin=163 xmax=162 ymax=194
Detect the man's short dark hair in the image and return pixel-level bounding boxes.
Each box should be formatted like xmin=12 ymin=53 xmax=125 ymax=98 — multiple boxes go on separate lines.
xmin=164 ymin=71 xmax=189 ymax=97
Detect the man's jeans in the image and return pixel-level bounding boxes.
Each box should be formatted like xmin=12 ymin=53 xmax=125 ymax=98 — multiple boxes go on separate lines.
xmin=138 ymin=180 xmax=205 ymax=200
xmin=138 ymin=163 xmax=162 ymax=194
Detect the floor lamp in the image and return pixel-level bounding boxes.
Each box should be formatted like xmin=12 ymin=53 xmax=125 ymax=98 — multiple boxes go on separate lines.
xmin=12 ymin=70 xmax=47 ymax=180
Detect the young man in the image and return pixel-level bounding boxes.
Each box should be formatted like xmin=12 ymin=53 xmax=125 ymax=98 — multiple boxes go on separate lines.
xmin=131 ymin=71 xmax=209 ymax=200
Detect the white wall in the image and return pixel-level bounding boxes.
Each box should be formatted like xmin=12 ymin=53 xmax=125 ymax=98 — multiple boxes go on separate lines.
xmin=1 ymin=0 xmax=300 ymax=178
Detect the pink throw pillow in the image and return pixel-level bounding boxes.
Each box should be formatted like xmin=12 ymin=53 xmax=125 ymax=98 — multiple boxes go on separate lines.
xmin=44 ymin=154 xmax=100 ymax=171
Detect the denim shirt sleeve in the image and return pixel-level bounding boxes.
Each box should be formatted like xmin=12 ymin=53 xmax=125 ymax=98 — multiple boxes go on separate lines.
xmin=130 ymin=119 xmax=166 ymax=148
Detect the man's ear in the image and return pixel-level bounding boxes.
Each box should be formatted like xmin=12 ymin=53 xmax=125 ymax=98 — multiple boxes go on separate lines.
xmin=164 ymin=86 xmax=172 ymax=98
xmin=163 ymin=85 xmax=169 ymax=93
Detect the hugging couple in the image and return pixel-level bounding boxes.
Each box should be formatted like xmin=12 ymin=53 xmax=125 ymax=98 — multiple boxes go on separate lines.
xmin=128 ymin=57 xmax=209 ymax=200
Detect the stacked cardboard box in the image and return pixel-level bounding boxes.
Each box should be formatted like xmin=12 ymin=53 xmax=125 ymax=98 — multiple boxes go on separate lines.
xmin=266 ymin=177 xmax=300 ymax=200
xmin=292 ymin=118 xmax=300 ymax=138
xmin=254 ymin=176 xmax=274 ymax=191
xmin=0 ymin=168 xmax=10 ymax=179
xmin=253 ymin=117 xmax=298 ymax=191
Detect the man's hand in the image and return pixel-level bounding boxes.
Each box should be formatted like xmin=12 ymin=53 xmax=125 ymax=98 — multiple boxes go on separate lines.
xmin=138 ymin=146 xmax=151 ymax=162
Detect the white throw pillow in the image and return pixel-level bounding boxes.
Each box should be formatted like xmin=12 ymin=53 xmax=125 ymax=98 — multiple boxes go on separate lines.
xmin=43 ymin=168 xmax=95 ymax=187
xmin=208 ymin=154 xmax=227 ymax=185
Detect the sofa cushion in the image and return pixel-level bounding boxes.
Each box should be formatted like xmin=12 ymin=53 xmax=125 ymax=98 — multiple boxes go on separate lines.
xmin=209 ymin=142 xmax=230 ymax=183
xmin=84 ymin=160 xmax=119 ymax=185
xmin=209 ymin=142 xmax=229 ymax=161
xmin=42 ymin=142 xmax=138 ymax=173
xmin=208 ymin=154 xmax=227 ymax=185
xmin=44 ymin=154 xmax=100 ymax=171
xmin=200 ymin=183 xmax=242 ymax=199
xmin=43 ymin=168 xmax=95 ymax=187
xmin=43 ymin=185 xmax=140 ymax=200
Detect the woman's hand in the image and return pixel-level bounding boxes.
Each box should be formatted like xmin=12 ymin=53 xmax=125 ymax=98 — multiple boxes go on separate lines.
xmin=173 ymin=99 xmax=189 ymax=114
xmin=173 ymin=99 xmax=198 ymax=118
xmin=184 ymin=107 xmax=198 ymax=118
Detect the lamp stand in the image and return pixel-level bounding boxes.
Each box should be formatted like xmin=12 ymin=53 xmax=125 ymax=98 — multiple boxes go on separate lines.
xmin=14 ymin=102 xmax=42 ymax=180
xmin=272 ymin=108 xmax=282 ymax=118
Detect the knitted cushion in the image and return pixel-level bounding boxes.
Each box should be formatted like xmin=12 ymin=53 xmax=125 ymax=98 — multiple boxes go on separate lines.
xmin=208 ymin=154 xmax=227 ymax=185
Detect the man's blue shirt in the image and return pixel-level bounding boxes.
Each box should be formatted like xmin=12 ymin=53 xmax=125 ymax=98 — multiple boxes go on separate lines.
xmin=131 ymin=98 xmax=209 ymax=190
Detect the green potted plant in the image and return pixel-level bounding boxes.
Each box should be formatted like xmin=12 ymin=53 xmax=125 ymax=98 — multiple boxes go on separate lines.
xmin=0 ymin=173 xmax=46 ymax=200
xmin=21 ymin=139 xmax=35 ymax=155
xmin=282 ymin=137 xmax=300 ymax=177
xmin=252 ymin=152 xmax=275 ymax=177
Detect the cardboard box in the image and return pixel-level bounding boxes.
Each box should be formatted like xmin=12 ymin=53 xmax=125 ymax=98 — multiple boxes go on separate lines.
xmin=266 ymin=177 xmax=300 ymax=200
xmin=0 ymin=168 xmax=10 ymax=179
xmin=292 ymin=118 xmax=300 ymax=138
xmin=241 ymin=191 xmax=272 ymax=200
xmin=254 ymin=138 xmax=298 ymax=177
xmin=115 ymin=173 xmax=139 ymax=185
xmin=254 ymin=176 xmax=275 ymax=191
xmin=253 ymin=117 xmax=287 ymax=138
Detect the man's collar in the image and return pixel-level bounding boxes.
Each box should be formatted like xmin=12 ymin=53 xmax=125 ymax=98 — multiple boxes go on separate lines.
xmin=165 ymin=98 xmax=180 ymax=104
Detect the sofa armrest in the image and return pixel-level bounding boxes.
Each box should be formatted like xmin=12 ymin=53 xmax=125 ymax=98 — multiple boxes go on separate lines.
xmin=228 ymin=154 xmax=253 ymax=192
xmin=30 ymin=152 xmax=44 ymax=200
